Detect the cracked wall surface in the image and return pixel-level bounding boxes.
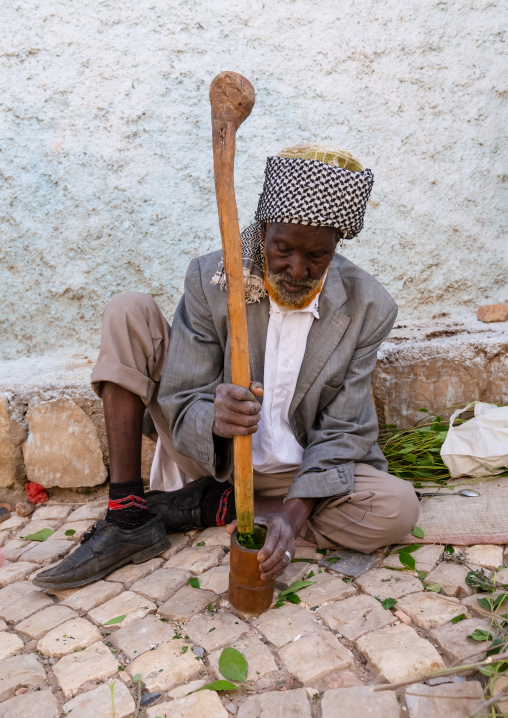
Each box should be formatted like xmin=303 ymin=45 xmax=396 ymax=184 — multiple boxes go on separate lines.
xmin=1 ymin=0 xmax=507 ymax=359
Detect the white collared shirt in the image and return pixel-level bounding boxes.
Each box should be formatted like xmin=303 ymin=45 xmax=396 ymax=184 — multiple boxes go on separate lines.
xmin=252 ymin=288 xmax=322 ymax=474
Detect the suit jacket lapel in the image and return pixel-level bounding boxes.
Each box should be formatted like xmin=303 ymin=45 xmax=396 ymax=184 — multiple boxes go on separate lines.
xmin=289 ymin=264 xmax=351 ymax=417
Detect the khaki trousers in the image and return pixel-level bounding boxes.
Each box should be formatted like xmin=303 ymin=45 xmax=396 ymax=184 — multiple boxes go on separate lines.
xmin=92 ymin=291 xmax=420 ymax=551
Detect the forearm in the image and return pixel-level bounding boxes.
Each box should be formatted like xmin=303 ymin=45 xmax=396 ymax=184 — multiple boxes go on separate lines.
xmin=281 ymin=497 xmax=317 ymax=537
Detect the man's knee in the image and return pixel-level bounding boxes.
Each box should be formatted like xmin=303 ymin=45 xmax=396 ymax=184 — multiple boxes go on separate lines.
xmin=390 ymin=478 xmax=420 ymax=536
xmin=103 ymin=291 xmax=156 ymax=322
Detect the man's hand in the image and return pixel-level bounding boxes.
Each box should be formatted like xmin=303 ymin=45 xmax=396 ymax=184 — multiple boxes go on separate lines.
xmin=213 ymin=382 xmax=263 ymax=438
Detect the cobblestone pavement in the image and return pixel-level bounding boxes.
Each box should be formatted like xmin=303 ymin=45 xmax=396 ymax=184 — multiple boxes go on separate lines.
xmin=0 ymin=502 xmax=504 ymax=717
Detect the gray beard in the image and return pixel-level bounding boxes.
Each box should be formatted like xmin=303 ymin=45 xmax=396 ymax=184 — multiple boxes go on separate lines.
xmin=265 ymin=268 xmax=324 ymax=310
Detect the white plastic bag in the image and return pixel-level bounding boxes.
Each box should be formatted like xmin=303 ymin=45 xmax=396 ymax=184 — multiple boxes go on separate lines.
xmin=440 ymin=402 xmax=508 ymax=478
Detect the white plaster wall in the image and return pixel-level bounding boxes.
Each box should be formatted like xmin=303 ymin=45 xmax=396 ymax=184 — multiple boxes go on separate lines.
xmin=0 ymin=0 xmax=507 ymax=359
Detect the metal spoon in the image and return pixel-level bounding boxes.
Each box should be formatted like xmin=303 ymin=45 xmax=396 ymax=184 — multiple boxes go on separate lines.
xmin=416 ymin=489 xmax=481 ymax=498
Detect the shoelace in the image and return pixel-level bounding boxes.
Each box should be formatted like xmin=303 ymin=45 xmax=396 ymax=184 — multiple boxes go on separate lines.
xmin=81 ymin=525 xmax=97 ymax=544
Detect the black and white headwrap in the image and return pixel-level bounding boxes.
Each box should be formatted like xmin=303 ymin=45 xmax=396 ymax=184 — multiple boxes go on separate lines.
xmin=211 ymin=150 xmax=374 ymax=302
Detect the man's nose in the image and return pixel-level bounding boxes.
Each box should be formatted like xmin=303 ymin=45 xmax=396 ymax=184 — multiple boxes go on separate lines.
xmin=286 ymin=255 xmax=309 ymax=280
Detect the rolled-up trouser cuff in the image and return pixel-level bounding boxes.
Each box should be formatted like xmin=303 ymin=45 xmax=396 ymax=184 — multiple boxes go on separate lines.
xmin=91 ymin=361 xmax=156 ymax=406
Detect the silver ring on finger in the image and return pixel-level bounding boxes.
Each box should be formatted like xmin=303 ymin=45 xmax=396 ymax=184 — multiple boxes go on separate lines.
xmin=284 ymin=550 xmax=292 ymax=562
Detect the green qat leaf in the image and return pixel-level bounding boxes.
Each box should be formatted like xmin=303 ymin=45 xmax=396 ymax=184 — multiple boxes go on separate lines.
xmin=64 ymin=529 xmax=76 ymax=536
xmin=411 ymin=526 xmax=425 ymax=538
xmin=21 ymin=528 xmax=55 ymax=542
xmin=189 ymin=577 xmax=200 ymax=589
xmin=324 ymin=557 xmax=341 ymax=563
xmin=103 ymin=615 xmax=126 ymax=625
xmin=451 ymin=613 xmax=467 ymax=624
xmin=278 ymin=580 xmax=314 ymax=598
xmin=396 ymin=544 xmax=421 ymax=554
xmin=218 ymin=647 xmax=248 ymax=683
xmin=399 ymin=553 xmax=416 ymax=571
xmin=285 ymin=593 xmax=301 ymax=604
xmin=196 ymin=680 xmax=238 ymax=692
xmin=381 ymin=598 xmax=397 ymax=610
xmin=426 ymin=583 xmax=441 ymax=593
xmin=468 ymin=629 xmax=493 ymax=642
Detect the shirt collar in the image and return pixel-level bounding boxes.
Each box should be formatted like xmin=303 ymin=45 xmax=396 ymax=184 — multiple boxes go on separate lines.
xmin=269 ymin=271 xmax=328 ymax=320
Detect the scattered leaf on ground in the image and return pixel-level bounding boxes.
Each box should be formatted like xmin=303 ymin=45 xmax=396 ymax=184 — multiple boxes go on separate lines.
xmin=196 ymin=680 xmax=238 ymax=692
xmin=468 ymin=629 xmax=493 ymax=642
xmin=381 ymin=598 xmax=397 ymax=610
xmin=195 ymin=541 xmax=205 ymax=547
xmin=411 ymin=526 xmax=425 ymax=539
xmin=426 ymin=583 xmax=441 ymax=593
xmin=103 ymin=615 xmax=127 ymax=626
xmin=398 ymin=552 xmax=416 ymax=571
xmin=323 ymin=557 xmax=341 ymax=563
xmin=451 ymin=614 xmax=467 ymax=624
xmin=396 ymin=544 xmax=421 ymax=554
xmin=21 ymin=528 xmax=55 ymax=542
xmin=218 ymin=647 xmax=248 ymax=682
xmin=64 ymin=529 xmax=76 ymax=536
xmin=189 ymin=577 xmax=200 ymax=589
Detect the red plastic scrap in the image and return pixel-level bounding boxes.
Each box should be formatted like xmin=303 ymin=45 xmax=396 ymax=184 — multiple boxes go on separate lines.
xmin=25 ymin=482 xmax=49 ymax=505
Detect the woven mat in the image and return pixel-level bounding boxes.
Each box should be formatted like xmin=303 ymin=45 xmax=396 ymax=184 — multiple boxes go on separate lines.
xmin=400 ymin=477 xmax=508 ymax=545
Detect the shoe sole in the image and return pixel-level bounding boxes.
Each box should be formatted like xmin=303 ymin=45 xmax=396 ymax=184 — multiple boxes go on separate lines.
xmin=32 ymin=534 xmax=170 ymax=591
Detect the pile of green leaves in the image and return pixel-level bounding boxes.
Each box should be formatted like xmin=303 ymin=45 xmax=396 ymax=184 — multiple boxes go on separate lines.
xmin=237 ymin=526 xmax=267 ymax=551
xmin=379 ymin=409 xmax=453 ymax=483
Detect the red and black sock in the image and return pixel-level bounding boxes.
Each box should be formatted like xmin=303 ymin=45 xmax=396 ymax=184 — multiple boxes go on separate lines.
xmin=106 ymin=478 xmax=151 ymax=530
xmin=200 ymin=482 xmax=236 ymax=527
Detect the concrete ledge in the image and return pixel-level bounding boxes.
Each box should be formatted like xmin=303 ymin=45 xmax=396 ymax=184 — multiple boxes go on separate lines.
xmin=0 ymin=313 xmax=506 ymax=500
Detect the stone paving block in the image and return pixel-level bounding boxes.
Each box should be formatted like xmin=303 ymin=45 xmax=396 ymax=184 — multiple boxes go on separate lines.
xmin=127 ymin=638 xmax=202 ymax=691
xmin=61 ymin=579 xmax=124 ymax=611
xmin=464 ymin=544 xmax=504 ymax=570
xmin=17 ymin=604 xmax=78 ymax=639
xmin=0 ymin=561 xmax=37 ymax=587
xmin=429 ymin=618 xmax=494 ymax=665
xmin=0 ymin=580 xmax=39 ymax=605
xmin=279 ymin=631 xmax=353 ymax=685
xmin=37 ymin=617 xmax=101 ymax=656
xmin=23 ymin=397 xmax=107 ymax=488
xmin=88 ymin=590 xmax=157 ymax=628
xmin=66 ymin=501 xmax=107 ymax=523
xmin=312 ymin=669 xmax=364 ymax=693
xmin=220 ymin=551 xmax=230 ymax=565
xmin=462 ymin=590 xmax=508 ymax=613
xmin=0 ymin=689 xmax=58 ymax=718
xmin=357 ymin=623 xmax=445 ymax=684
xmin=106 ymin=558 xmax=164 ymax=588
xmin=110 ymin=614 xmax=175 ymax=659
xmin=396 ymin=592 xmax=463 ymax=630
xmin=0 ymin=516 xmax=29 ymax=531
xmin=62 ymin=678 xmax=135 ymax=718
xmin=2 ymin=539 xmax=37 ymax=562
xmin=275 ymin=561 xmax=313 ymax=590
xmin=32 ymin=504 xmax=74 ymax=521
xmin=185 ymin=611 xmax=249 ymax=652
xmin=423 ymin=561 xmax=474 ymax=598
xmin=493 ymin=567 xmax=508 ymax=584
xmin=0 ymin=631 xmax=24 ymax=660
xmin=158 ymin=585 xmax=217 ymax=622
xmin=53 ymin=641 xmax=118 ymax=697
xmin=406 ymin=680 xmax=483 ymax=717
xmin=0 ymin=620 xmax=6 ymax=631
xmin=253 ymin=603 xmax=319 ymax=647
xmin=208 ymin=635 xmax=278 ymax=684
xmin=0 ymin=533 xmax=10 ymax=547
xmin=169 ymin=678 xmax=208 ymax=698
xmin=160 ymin=533 xmax=191 ymax=559
xmin=237 ymin=688 xmax=311 ymax=718
xmin=198 ymin=565 xmax=230 ymax=594
xmin=15 ymin=520 xmax=62 ymax=540
xmin=491 ymin=675 xmax=508 ymax=714
xmin=356 ymin=568 xmax=423 ymax=601
xmin=131 ymin=567 xmax=191 ymax=604
xmin=0 ymin=653 xmax=47 ymax=701
xmin=320 ymin=549 xmax=382 ymax=578
xmin=294 ymin=546 xmax=321 ymax=560
xmin=319 ymin=593 xmax=396 ymax=640
xmin=146 ymin=690 xmax=228 ymax=718
xmin=321 ymin=686 xmax=401 ymax=718
xmin=192 ymin=526 xmax=231 ymax=548
xmin=0 ymin=585 xmax=53 ymax=624
xmin=297 ymin=571 xmax=356 ymax=606
xmin=165 ymin=546 xmax=224 ymax=574
xmin=20 ymin=539 xmax=72 ymax=566
xmin=382 ymin=545 xmax=444 ymax=574
xmin=47 ymin=519 xmax=95 ymax=541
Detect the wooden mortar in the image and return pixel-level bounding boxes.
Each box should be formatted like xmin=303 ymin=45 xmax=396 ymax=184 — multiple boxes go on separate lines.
xmin=229 ymin=525 xmax=275 ymax=614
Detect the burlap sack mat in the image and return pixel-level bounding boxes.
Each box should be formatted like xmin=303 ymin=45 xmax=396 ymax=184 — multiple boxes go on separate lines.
xmin=400 ymin=476 xmax=508 ymax=546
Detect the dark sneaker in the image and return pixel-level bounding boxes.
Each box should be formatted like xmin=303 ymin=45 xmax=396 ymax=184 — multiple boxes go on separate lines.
xmin=32 ymin=513 xmax=169 ymax=590
xmin=145 ymin=476 xmax=216 ymax=533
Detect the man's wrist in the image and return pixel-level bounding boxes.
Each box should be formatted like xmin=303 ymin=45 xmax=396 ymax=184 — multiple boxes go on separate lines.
xmin=280 ymin=497 xmax=317 ymax=537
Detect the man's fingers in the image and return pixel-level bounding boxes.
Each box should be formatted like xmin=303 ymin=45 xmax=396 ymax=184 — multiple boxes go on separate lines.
xmin=225 ymin=520 xmax=237 ymax=535
xmin=257 ymin=522 xmax=281 ymax=563
xmin=217 ymin=406 xmax=260 ymax=428
xmin=213 ymin=421 xmax=259 ymax=438
xmin=249 ymin=381 xmax=264 ymax=397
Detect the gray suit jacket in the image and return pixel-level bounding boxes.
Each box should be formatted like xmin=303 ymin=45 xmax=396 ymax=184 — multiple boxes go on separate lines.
xmin=158 ymin=250 xmax=397 ymax=500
